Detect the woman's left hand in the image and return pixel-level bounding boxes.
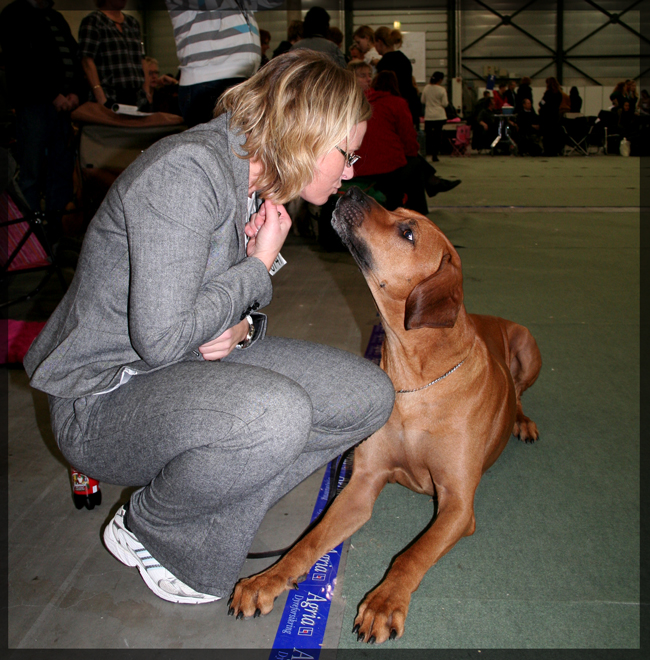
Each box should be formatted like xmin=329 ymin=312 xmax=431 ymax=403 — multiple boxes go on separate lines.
xmin=245 ymin=199 xmax=291 ymax=270
xmin=198 ymin=318 xmax=250 ymax=360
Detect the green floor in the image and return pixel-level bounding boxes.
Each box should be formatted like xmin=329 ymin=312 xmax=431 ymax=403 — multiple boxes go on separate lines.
xmin=6 ymin=153 xmax=640 ymax=651
xmin=337 ymin=156 xmax=640 ymax=649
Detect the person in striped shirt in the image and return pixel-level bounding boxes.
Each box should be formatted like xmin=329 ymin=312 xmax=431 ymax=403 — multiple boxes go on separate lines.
xmin=166 ymin=0 xmax=283 ymax=127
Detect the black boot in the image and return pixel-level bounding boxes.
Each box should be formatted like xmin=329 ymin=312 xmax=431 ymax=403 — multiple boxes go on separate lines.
xmin=426 ymin=177 xmax=461 ymax=197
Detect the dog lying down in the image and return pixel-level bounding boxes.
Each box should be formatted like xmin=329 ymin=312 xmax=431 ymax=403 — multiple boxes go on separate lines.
xmin=230 ymin=186 xmax=542 ymax=644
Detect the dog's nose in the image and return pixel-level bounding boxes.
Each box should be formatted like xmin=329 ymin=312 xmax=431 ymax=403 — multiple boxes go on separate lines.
xmin=347 ymin=186 xmax=366 ymax=203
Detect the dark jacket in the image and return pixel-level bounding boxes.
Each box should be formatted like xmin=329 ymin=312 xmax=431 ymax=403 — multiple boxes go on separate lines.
xmin=0 ymin=0 xmax=85 ymax=107
xmin=539 ymin=89 xmax=562 ymax=124
xmin=515 ymin=83 xmax=532 ymax=113
xmin=515 ymin=108 xmax=540 ymax=135
xmin=376 ymin=50 xmax=421 ymax=124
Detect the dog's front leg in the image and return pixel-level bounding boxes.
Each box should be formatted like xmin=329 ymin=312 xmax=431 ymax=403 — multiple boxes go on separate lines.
xmin=229 ymin=450 xmax=389 ymax=619
xmin=352 ymin=485 xmax=477 ymax=644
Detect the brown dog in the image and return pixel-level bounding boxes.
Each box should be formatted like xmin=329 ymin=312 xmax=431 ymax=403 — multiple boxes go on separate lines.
xmin=229 ymin=187 xmax=542 ymax=643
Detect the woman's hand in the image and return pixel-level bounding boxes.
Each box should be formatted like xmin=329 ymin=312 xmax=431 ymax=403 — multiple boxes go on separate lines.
xmin=198 ymin=318 xmax=251 ymax=360
xmin=245 ymin=199 xmax=291 ymax=271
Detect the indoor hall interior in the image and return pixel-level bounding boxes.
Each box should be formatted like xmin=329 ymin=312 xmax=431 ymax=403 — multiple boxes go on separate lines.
xmin=6 ymin=155 xmax=641 ymax=652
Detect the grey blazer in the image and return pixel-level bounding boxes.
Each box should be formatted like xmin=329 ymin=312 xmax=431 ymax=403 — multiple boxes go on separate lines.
xmin=24 ymin=113 xmax=273 ymax=398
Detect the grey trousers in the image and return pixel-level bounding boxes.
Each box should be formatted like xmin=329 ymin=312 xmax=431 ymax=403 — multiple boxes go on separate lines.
xmin=49 ymin=337 xmax=394 ymax=598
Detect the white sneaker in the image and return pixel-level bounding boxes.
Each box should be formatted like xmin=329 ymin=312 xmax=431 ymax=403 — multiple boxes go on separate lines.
xmin=103 ymin=505 xmax=221 ymax=605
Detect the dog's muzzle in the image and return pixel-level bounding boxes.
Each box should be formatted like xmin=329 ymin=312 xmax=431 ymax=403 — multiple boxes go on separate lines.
xmin=332 ymin=187 xmax=371 ymax=234
xmin=331 ymin=187 xmax=373 ymax=271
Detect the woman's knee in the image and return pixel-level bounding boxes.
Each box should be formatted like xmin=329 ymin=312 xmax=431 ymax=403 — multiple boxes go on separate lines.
xmin=355 ymin=364 xmax=395 ymax=431
xmin=248 ymin=376 xmax=313 ymax=455
xmin=314 ymin=358 xmax=394 ymax=437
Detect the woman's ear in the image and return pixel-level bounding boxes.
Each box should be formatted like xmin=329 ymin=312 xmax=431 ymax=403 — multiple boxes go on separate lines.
xmin=404 ymin=254 xmax=463 ymax=330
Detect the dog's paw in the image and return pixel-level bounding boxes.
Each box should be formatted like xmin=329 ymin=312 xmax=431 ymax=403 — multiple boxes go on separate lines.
xmin=228 ymin=570 xmax=299 ymax=620
xmin=352 ymin=584 xmax=409 ymax=644
xmin=513 ymin=414 xmax=539 ymax=443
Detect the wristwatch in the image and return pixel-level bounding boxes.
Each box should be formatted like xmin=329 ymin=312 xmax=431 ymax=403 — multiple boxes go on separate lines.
xmin=236 ymin=315 xmax=255 ymax=349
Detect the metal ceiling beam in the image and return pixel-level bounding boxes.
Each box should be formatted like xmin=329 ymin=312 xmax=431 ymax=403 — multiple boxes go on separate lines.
xmin=530 ymin=60 xmax=555 ymax=80
xmin=582 ymin=0 xmax=650 ymax=46
xmin=462 ymin=0 xmax=554 ymax=56
xmin=457 ymin=0 xmax=642 ymax=86
xmin=461 ymin=63 xmax=487 ymax=81
xmin=562 ymin=59 xmax=602 ymax=85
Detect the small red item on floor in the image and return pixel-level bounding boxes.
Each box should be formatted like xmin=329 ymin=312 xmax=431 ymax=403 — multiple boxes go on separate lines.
xmin=2 ymin=319 xmax=46 ymax=364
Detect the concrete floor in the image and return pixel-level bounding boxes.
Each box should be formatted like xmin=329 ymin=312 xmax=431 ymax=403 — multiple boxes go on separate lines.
xmin=5 ymin=153 xmax=641 ymax=652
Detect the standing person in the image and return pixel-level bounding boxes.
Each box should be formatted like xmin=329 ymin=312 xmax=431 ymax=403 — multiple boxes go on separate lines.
xmin=538 ymin=76 xmax=563 ymax=156
xmin=569 ymin=86 xmax=582 ymax=113
xmin=421 ymin=71 xmax=449 ymax=161
xmin=0 ymin=0 xmax=84 ymax=243
xmin=272 ymin=19 xmax=302 ymax=59
xmin=353 ymin=70 xmax=425 ymax=213
xmin=259 ymin=29 xmax=271 ymax=68
xmin=624 ymin=79 xmax=638 ymax=111
xmin=374 ymin=26 xmax=421 ymax=127
xmin=505 ymin=79 xmax=517 ymax=107
xmin=610 ymin=81 xmax=626 ymax=109
xmin=352 ymin=25 xmax=380 ymax=74
xmin=515 ymin=76 xmax=532 ymax=113
xmin=78 ymin=0 xmax=147 ymax=109
xmin=24 ymin=51 xmax=394 ymax=606
xmin=353 ymin=70 xmax=460 ymax=214
xmin=290 ymin=6 xmax=346 ymax=69
xmin=166 ymin=0 xmax=283 ymax=128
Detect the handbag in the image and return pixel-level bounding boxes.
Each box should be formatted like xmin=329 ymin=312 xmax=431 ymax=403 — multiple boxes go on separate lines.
xmin=445 ymin=103 xmax=458 ymax=120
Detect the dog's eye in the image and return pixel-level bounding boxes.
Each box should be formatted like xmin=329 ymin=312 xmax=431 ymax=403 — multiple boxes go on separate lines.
xmin=402 ymin=228 xmax=414 ymax=242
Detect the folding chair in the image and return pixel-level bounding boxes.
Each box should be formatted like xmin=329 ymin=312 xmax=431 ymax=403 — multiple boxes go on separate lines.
xmin=1 ymin=183 xmax=67 ymax=308
xmin=450 ymin=124 xmax=471 ymax=156
xmin=561 ymin=113 xmax=590 ymax=156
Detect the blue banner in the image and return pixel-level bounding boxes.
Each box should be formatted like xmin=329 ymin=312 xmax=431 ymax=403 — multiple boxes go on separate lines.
xmin=269 ymin=323 xmax=383 ymax=659
xmin=269 ymin=459 xmax=350 ymax=659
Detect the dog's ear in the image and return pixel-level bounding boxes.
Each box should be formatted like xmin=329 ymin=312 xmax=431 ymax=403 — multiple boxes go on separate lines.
xmin=404 ymin=253 xmax=463 ymax=329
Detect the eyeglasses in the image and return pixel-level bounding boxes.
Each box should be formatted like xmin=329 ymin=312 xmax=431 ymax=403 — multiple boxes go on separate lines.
xmin=335 ymin=145 xmax=361 ymax=168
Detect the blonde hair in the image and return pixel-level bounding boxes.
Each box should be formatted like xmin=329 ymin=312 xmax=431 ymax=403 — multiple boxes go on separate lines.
xmin=215 ymin=51 xmax=371 ymax=204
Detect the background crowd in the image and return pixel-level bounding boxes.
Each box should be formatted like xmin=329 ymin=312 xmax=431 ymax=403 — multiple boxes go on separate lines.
xmin=0 ymin=0 xmax=644 ymax=257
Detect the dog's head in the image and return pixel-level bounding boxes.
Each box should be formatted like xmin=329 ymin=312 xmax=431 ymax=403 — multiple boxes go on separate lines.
xmin=332 ymin=186 xmax=463 ymax=330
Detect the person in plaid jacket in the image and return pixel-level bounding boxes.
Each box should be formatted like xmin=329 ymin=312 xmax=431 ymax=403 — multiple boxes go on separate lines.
xmin=79 ymin=0 xmax=146 ymax=109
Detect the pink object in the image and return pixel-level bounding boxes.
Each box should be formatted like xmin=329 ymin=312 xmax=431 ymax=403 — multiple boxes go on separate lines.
xmin=446 ymin=117 xmax=462 ymax=123
xmin=2 ymin=319 xmax=46 ymax=364
xmin=0 ymin=192 xmax=51 ymax=271
xmin=451 ymin=124 xmax=472 ymax=156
